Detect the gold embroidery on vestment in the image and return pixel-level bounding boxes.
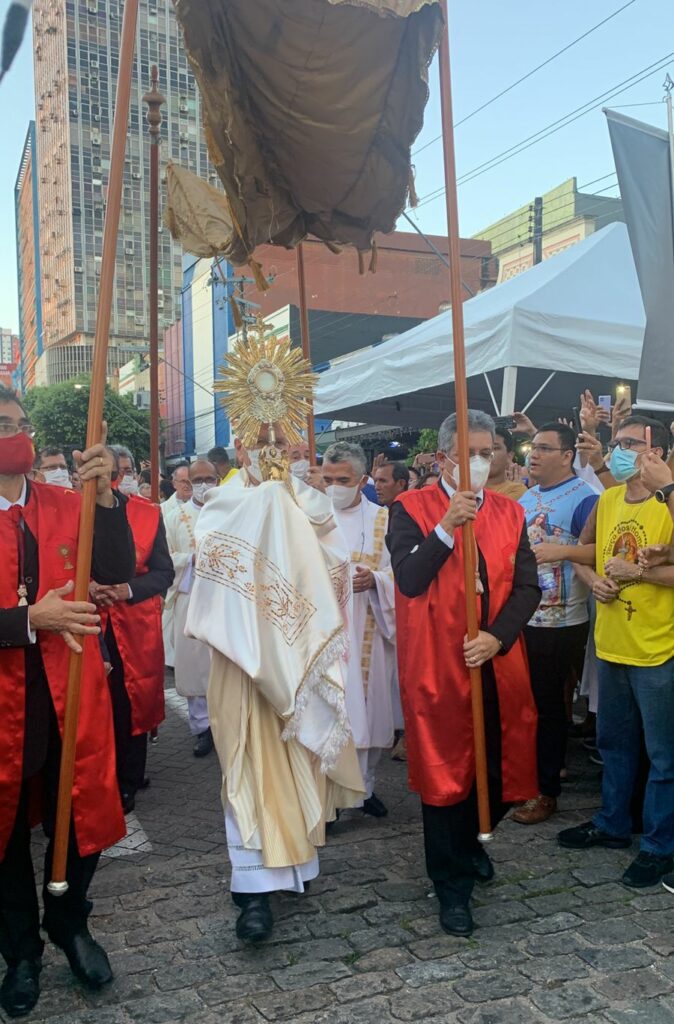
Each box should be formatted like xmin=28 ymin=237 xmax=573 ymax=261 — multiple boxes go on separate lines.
xmin=195 ymin=531 xmax=316 ymax=645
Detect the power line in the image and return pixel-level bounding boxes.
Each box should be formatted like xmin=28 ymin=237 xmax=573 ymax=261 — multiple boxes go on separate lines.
xmin=410 ymin=51 xmax=673 ymax=212
xmin=412 ymin=0 xmax=638 ymax=157
xmin=457 ymin=53 xmax=673 ymax=187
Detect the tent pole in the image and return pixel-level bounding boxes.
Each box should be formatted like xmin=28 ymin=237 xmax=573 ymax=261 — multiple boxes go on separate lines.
xmin=500 ymin=366 xmax=518 ymax=415
xmin=144 ymin=65 xmax=165 ymax=504
xmin=520 ymin=371 xmax=556 ymax=416
xmin=296 ymin=243 xmax=317 ymax=463
xmin=483 ymin=373 xmax=500 ymax=416
xmin=438 ymin=0 xmax=492 ymax=841
xmin=47 ymin=0 xmax=140 ymax=895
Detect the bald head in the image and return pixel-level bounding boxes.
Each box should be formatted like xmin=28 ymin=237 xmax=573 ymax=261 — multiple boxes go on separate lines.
xmin=189 ymin=460 xmax=217 ymax=484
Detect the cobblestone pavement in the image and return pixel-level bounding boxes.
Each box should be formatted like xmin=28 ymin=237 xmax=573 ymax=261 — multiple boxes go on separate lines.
xmin=12 ymin=683 xmax=674 ymax=1024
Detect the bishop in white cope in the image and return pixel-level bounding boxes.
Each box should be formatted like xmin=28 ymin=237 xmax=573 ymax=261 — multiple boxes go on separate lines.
xmin=323 ymin=442 xmax=397 ymax=818
xmin=186 ymin=431 xmax=364 ymax=944
xmin=164 ymin=460 xmax=217 ymax=756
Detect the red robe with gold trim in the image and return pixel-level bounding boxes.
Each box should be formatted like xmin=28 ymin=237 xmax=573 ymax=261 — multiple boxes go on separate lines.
xmin=394 ymin=486 xmax=538 ymax=806
xmin=105 ymin=496 xmax=165 ymax=734
xmin=0 ymin=482 xmax=125 ymax=859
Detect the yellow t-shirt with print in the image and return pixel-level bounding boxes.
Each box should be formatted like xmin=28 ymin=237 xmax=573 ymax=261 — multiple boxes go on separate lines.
xmin=595 ymin=485 xmax=674 ymax=667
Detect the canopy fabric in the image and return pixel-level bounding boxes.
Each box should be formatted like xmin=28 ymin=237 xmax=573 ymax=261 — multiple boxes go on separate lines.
xmin=164 ymin=163 xmax=234 ymax=259
xmin=172 ymin=0 xmax=442 ymax=265
xmin=315 ymin=223 xmax=646 ymax=422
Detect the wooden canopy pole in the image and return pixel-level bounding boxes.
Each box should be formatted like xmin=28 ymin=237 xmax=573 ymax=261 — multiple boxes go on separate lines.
xmin=48 ymin=0 xmax=141 ymax=894
xmin=296 ymin=244 xmax=317 ymax=464
xmin=143 ymin=64 xmax=165 ymax=504
xmin=438 ymin=0 xmax=492 ymax=841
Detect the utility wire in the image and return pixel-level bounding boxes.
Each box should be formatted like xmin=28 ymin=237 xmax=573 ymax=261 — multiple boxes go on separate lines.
xmin=410 ymin=52 xmax=673 ymax=211
xmin=412 ymin=0 xmax=638 ymax=157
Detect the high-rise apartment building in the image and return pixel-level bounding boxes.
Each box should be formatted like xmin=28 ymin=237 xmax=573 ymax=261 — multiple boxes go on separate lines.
xmin=27 ymin=0 xmax=214 ymax=385
xmin=15 ymin=122 xmax=43 ymax=391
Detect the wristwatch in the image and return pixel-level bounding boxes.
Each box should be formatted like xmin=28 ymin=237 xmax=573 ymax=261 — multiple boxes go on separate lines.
xmin=655 ymin=483 xmax=674 ymax=504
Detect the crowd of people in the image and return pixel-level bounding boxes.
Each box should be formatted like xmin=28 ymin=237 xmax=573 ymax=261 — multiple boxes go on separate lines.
xmin=1 ymin=379 xmax=674 ymax=1018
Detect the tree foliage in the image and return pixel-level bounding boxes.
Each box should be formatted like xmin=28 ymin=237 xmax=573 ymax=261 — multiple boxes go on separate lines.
xmin=410 ymin=428 xmax=439 ymax=459
xmin=24 ymin=377 xmax=151 ymax=463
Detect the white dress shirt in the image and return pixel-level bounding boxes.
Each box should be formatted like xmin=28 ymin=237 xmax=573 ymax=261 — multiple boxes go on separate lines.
xmin=433 ymin=476 xmax=484 ymax=549
xmin=0 ymin=478 xmax=34 ymax=640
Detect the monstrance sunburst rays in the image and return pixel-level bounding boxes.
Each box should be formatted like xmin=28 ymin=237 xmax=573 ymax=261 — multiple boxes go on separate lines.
xmin=213 ymin=317 xmax=317 ymax=449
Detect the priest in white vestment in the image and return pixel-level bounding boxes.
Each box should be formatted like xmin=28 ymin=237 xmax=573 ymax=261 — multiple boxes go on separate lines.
xmin=322 ymin=441 xmax=397 ymax=818
xmin=164 ymin=459 xmax=217 ymax=756
xmin=186 ymin=428 xmax=364 ymax=944
xmin=161 ymin=463 xmax=193 ymax=668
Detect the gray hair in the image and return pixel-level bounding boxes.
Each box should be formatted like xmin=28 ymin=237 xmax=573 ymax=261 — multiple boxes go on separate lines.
xmin=108 ymin=444 xmax=136 ymax=471
xmin=438 ymin=410 xmax=496 ymax=453
xmin=323 ymin=441 xmax=367 ymax=477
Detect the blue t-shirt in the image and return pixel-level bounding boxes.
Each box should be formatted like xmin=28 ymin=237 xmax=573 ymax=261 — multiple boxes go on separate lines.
xmin=519 ymin=477 xmax=598 ymax=628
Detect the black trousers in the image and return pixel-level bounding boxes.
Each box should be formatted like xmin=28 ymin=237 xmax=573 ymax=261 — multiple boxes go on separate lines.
xmin=421 ymin=663 xmax=509 ymax=906
xmin=0 ymin=709 xmax=99 ymax=966
xmin=524 ymin=623 xmax=589 ymax=799
xmin=106 ymin=626 xmax=148 ymax=795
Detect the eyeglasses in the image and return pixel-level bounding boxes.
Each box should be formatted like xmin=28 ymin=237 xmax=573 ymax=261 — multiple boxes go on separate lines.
xmin=529 ymin=444 xmax=572 ymax=455
xmin=449 ymin=450 xmax=495 ymax=461
xmin=0 ymin=422 xmax=36 ymax=439
xmin=608 ymin=438 xmax=648 ymax=451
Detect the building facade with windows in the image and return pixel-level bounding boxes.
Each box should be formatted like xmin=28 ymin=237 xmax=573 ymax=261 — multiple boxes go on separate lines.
xmin=14 ymin=123 xmax=43 ymax=391
xmin=473 ymin=177 xmax=624 ymax=283
xmin=26 ymin=0 xmax=215 ymax=385
xmin=166 ymin=233 xmax=494 ymax=457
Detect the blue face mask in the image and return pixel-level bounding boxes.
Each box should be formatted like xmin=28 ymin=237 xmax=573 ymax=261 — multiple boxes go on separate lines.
xmin=609 ymin=446 xmax=639 ymax=482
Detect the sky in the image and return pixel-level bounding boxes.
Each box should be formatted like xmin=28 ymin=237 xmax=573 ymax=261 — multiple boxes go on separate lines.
xmin=0 ymin=0 xmax=673 ymax=335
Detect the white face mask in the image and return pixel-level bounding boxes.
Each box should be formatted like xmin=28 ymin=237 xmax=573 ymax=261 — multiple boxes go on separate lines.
xmin=449 ymin=455 xmax=492 ymax=493
xmin=290 ymin=459 xmax=310 ymax=480
xmin=326 ymin=483 xmax=361 ymax=510
xmin=43 ymin=467 xmax=72 ymax=489
xmin=118 ymin=475 xmax=139 ymax=496
xmin=192 ymin=482 xmax=214 ymax=505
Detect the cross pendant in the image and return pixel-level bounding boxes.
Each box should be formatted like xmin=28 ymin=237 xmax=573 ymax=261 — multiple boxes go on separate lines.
xmin=625 ymin=601 xmax=636 ymax=621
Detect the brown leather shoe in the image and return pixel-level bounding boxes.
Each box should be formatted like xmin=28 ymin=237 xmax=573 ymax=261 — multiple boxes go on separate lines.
xmin=511 ymin=795 xmax=557 ymax=825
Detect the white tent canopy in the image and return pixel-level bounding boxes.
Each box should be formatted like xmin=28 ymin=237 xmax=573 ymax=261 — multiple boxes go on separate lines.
xmin=315 ymin=222 xmax=645 ymax=427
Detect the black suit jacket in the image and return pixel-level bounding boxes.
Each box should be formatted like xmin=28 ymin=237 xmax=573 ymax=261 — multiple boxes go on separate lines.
xmin=386 ymin=494 xmax=541 ymax=653
xmin=126 ymin=515 xmax=174 ymax=604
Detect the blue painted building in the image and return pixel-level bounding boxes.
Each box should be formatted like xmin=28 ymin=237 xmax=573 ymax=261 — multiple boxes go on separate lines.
xmin=179 ymin=254 xmax=234 ymax=456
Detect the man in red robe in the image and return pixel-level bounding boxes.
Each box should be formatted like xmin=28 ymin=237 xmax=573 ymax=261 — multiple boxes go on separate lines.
xmin=387 ymin=410 xmax=540 ymax=937
xmin=91 ymin=445 xmax=174 ymax=814
xmin=0 ymin=386 xmax=135 ymax=1018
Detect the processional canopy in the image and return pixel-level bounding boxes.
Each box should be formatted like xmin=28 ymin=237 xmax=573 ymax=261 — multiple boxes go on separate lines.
xmin=167 ymin=0 xmax=442 ymax=264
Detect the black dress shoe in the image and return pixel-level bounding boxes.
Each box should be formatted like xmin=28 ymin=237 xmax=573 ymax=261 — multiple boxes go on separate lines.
xmin=439 ymin=902 xmax=473 ymax=937
xmin=120 ymin=790 xmax=136 ymax=815
xmin=235 ymin=895 xmax=273 ymax=944
xmin=472 ymin=847 xmax=495 ymax=884
xmin=0 ymin=959 xmax=41 ymax=1018
xmin=326 ymin=809 xmax=340 ymax=836
xmin=363 ymin=793 xmax=388 ymax=818
xmin=56 ymin=929 xmax=113 ymax=989
xmin=193 ymin=728 xmax=214 ymax=758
